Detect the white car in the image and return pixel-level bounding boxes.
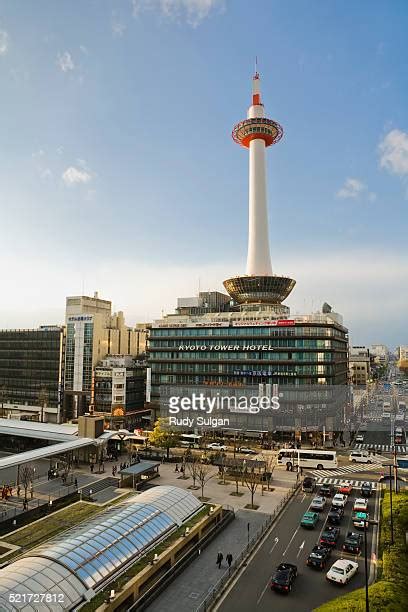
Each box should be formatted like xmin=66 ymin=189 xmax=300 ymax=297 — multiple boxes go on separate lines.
xmin=206 ymin=443 xmax=227 ymax=451
xmin=355 ymin=434 xmax=364 ymax=442
xmin=353 ymin=498 xmax=368 ymax=512
xmin=331 ymin=493 xmax=348 ymax=509
xmin=326 ymin=559 xmax=358 ymax=585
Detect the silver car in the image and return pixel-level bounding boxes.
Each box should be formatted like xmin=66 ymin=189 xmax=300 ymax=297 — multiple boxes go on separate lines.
xmin=310 ymin=496 xmax=326 ymax=511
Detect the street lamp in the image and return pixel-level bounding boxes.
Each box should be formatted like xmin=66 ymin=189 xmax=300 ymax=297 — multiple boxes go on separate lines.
xmin=363 ymin=518 xmax=378 ymax=612
xmin=382 ymin=462 xmax=395 ymax=544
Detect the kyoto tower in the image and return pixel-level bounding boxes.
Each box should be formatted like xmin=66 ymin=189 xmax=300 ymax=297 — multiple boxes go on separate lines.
xmin=223 ymin=68 xmax=296 ymax=307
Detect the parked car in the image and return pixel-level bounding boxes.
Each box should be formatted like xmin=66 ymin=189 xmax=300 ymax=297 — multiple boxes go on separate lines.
xmin=337 ymin=482 xmax=353 ymax=495
xmin=320 ymin=526 xmax=340 ymax=547
xmin=302 ymin=477 xmax=316 ymax=493
xmin=326 ymin=559 xmax=359 ymax=585
xmin=331 ymin=494 xmax=348 ymax=509
xmin=310 ymin=496 xmax=326 ymax=511
xmin=327 ymin=507 xmax=344 ymax=525
xmin=270 ymin=563 xmax=298 ymax=594
xmin=360 ymin=482 xmax=373 ymax=497
xmin=353 ymin=498 xmax=369 ymax=513
xmin=306 ymin=545 xmax=332 ymax=569
xmin=206 ymin=443 xmax=227 ymax=451
xmin=319 ymin=483 xmax=334 ymax=498
xmin=301 ymin=511 xmax=319 ymax=528
xmin=343 ymin=532 xmax=363 ymax=554
xmin=237 ymin=447 xmax=257 ymax=455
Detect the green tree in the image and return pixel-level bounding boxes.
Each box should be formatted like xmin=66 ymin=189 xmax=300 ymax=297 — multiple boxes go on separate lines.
xmin=148 ymin=418 xmax=180 ymax=459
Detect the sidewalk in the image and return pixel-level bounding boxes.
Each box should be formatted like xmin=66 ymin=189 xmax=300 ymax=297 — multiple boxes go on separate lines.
xmin=146 ymin=509 xmax=269 ymax=612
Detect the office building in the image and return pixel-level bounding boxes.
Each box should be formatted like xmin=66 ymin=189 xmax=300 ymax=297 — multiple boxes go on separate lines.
xmin=0 ymin=326 xmax=65 ymax=423
xmin=94 ymin=354 xmax=149 ymax=430
xmin=349 ymin=346 xmax=371 ymax=386
xmin=63 ymin=292 xmax=146 ymax=420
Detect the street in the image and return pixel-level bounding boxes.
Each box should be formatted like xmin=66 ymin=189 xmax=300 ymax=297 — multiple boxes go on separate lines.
xmin=217 ymin=480 xmax=379 ymax=612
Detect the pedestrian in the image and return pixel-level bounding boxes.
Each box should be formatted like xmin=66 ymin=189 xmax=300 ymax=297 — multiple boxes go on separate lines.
xmin=226 ymin=553 xmax=233 ymax=567
xmin=90 ymin=463 xmax=94 ymax=473
xmin=74 ymin=478 xmax=78 ymax=489
xmin=216 ymin=552 xmax=223 ymax=568
xmin=175 ymin=464 xmax=179 ymax=472
xmin=300 ymin=466 xmax=303 ymax=476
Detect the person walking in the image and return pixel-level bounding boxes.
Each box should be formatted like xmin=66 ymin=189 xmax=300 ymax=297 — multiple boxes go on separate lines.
xmin=226 ymin=553 xmax=233 ymax=568
xmin=216 ymin=552 xmax=223 ymax=569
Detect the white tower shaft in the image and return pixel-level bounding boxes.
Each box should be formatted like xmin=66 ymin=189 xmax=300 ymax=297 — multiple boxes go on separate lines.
xmin=246 ymin=75 xmax=273 ymax=276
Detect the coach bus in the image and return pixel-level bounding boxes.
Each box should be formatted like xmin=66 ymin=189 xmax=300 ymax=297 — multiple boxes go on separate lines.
xmin=277 ymin=448 xmax=338 ymax=471
xmin=180 ymin=433 xmax=202 ymax=448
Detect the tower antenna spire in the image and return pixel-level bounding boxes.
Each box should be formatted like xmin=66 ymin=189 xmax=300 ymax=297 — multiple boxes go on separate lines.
xmin=255 ymin=55 xmax=258 ymax=76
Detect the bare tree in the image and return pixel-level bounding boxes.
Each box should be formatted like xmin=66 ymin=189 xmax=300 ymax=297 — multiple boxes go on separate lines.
xmin=243 ymin=465 xmax=260 ymax=509
xmin=20 ymin=465 xmax=34 ymax=508
xmin=260 ymin=454 xmax=276 ymax=492
xmin=186 ymin=455 xmax=201 ymax=489
xmin=60 ymin=452 xmax=73 ymax=484
xmin=197 ymin=464 xmax=215 ymax=500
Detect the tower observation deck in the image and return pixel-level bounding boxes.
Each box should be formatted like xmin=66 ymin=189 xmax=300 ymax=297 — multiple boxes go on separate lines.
xmin=223 ymin=70 xmax=295 ymax=306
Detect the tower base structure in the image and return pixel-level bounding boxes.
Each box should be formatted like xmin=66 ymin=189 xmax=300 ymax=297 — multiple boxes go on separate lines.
xmin=223 ymin=274 xmax=296 ymax=306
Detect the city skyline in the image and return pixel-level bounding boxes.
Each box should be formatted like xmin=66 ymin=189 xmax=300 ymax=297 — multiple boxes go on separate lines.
xmin=1 ymin=1 xmax=407 ymax=346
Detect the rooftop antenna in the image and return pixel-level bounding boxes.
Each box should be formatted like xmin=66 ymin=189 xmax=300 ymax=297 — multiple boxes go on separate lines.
xmin=255 ymin=55 xmax=258 ymax=76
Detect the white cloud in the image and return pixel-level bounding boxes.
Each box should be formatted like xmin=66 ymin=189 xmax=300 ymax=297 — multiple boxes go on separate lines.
xmin=336 ymin=178 xmax=366 ymax=199
xmin=40 ymin=168 xmax=53 ymax=180
xmin=62 ymin=166 xmax=92 ymax=186
xmin=379 ymin=129 xmax=408 ymax=176
xmin=79 ymin=45 xmax=88 ymax=55
xmin=131 ymin=0 xmax=225 ymax=27
xmin=57 ymin=51 xmax=75 ymax=72
xmin=368 ymin=192 xmax=377 ymax=203
xmin=0 ymin=30 xmax=9 ymax=55
xmin=112 ymin=19 xmax=126 ymax=37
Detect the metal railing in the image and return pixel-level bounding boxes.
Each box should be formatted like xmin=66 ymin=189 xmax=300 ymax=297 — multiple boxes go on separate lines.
xmin=195 ymin=482 xmax=300 ymax=612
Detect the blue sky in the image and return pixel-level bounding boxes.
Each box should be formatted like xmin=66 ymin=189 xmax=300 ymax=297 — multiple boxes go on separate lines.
xmin=0 ymin=0 xmax=407 ymax=347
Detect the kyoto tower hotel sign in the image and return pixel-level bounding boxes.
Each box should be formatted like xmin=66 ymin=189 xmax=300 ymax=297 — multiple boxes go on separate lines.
xmin=224 ymin=71 xmax=295 ymax=306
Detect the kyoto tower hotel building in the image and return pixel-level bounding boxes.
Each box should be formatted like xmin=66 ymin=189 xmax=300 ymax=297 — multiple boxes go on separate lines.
xmin=149 ymin=71 xmax=349 ymax=442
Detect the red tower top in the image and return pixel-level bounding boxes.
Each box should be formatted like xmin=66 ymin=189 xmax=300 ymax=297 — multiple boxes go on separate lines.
xmin=232 ymin=71 xmax=283 ymax=149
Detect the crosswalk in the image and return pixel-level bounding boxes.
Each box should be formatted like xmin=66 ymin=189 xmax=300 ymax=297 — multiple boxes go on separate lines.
xmin=315 ymin=476 xmax=379 ymax=490
xmin=354 ymin=443 xmax=407 ymax=453
xmin=308 ymin=462 xmax=382 ymax=478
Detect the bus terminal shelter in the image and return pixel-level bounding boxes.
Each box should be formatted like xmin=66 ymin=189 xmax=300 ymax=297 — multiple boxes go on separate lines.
xmin=119 ymin=460 xmax=160 ymax=489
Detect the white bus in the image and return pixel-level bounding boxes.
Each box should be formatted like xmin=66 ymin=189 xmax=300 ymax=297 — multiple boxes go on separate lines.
xmin=180 ymin=434 xmax=202 ymax=448
xmin=277 ymin=449 xmax=338 ymax=471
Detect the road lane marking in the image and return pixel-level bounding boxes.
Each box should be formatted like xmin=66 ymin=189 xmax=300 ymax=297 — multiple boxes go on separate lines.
xmin=269 ymin=537 xmax=279 ymax=554
xmin=282 ymin=525 xmax=300 ymax=556
xmin=256 ymin=579 xmax=270 ymax=606
xmin=296 ymin=540 xmax=305 ymax=558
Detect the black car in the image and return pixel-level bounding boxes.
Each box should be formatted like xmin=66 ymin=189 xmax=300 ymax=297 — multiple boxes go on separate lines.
xmin=327 ymin=507 xmax=344 ymax=525
xmin=360 ymin=482 xmax=373 ymax=497
xmin=343 ymin=531 xmax=363 ymax=554
xmin=320 ymin=526 xmax=340 ymax=547
xmin=302 ymin=477 xmax=316 ymax=493
xmin=319 ymin=483 xmax=334 ymax=498
xmin=306 ymin=545 xmax=332 ymax=569
xmin=270 ymin=563 xmax=298 ymax=593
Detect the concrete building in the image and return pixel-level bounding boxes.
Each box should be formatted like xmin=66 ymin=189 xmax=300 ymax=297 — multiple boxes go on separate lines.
xmin=0 ymin=326 xmax=65 ymax=423
xmin=396 ymin=346 xmax=408 ymax=373
xmin=94 ymin=354 xmax=149 ymax=430
xmin=349 ymin=346 xmax=371 ymax=386
xmin=370 ymin=344 xmax=389 ymax=365
xmin=63 ymin=293 xmax=145 ymax=420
